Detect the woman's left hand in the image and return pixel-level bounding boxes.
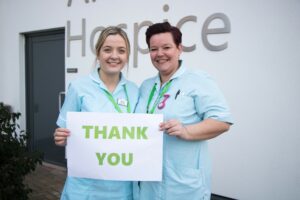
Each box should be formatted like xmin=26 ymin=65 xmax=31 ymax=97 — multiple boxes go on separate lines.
xmin=159 ymin=119 xmax=190 ymax=140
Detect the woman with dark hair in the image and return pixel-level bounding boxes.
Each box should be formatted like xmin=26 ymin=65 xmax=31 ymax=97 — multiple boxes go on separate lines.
xmin=136 ymin=22 xmax=233 ymax=200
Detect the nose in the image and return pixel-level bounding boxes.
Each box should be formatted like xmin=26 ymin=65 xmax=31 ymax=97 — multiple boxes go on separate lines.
xmin=157 ymin=48 xmax=164 ymax=56
xmin=111 ymin=50 xmax=119 ymax=58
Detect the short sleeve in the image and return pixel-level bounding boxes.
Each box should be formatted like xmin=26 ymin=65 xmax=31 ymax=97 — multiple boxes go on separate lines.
xmin=56 ymin=83 xmax=81 ymax=128
xmin=193 ymin=73 xmax=233 ymax=124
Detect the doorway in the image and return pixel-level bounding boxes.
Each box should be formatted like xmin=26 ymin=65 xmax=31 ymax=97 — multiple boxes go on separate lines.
xmin=25 ymin=28 xmax=66 ymax=166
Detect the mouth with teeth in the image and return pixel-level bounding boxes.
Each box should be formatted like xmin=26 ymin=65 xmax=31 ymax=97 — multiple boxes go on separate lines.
xmin=107 ymin=60 xmax=121 ymax=66
xmin=155 ymin=58 xmax=168 ymax=64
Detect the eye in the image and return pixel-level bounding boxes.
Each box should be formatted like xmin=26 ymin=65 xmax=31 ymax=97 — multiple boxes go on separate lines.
xmin=163 ymin=46 xmax=171 ymax=50
xmin=102 ymin=48 xmax=111 ymax=53
xmin=118 ymin=48 xmax=126 ymax=54
xmin=150 ymin=47 xmax=157 ymax=52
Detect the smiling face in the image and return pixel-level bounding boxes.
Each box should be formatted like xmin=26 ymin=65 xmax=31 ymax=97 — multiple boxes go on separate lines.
xmin=149 ymin=32 xmax=182 ymax=79
xmin=97 ymin=34 xmax=128 ymax=77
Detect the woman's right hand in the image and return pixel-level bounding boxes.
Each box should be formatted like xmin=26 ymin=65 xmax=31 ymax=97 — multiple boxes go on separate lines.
xmin=54 ymin=128 xmax=70 ymax=146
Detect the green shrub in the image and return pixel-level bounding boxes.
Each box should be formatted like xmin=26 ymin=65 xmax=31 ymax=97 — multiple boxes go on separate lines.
xmin=0 ymin=102 xmax=43 ymax=200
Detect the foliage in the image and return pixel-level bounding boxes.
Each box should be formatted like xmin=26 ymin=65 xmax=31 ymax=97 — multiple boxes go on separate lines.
xmin=0 ymin=102 xmax=43 ymax=200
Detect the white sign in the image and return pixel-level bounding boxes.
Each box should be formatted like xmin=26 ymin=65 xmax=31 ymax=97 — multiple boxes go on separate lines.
xmin=66 ymin=112 xmax=163 ymax=181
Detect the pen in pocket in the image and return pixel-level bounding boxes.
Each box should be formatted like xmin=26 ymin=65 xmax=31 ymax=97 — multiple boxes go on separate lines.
xmin=175 ymin=90 xmax=180 ymax=99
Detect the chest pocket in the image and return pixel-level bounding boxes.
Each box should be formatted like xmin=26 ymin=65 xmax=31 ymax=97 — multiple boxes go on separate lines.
xmin=168 ymin=92 xmax=196 ymax=121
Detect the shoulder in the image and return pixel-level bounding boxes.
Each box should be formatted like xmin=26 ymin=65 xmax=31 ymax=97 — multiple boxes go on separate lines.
xmin=140 ymin=76 xmax=157 ymax=88
xmin=180 ymin=69 xmax=216 ymax=86
xmin=67 ymin=74 xmax=92 ymax=91
xmin=183 ymin=69 xmax=212 ymax=80
xmin=179 ymin=69 xmax=221 ymax=95
xmin=125 ymin=79 xmax=139 ymax=92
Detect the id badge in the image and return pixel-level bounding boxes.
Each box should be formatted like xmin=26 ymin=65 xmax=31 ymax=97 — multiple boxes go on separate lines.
xmin=117 ymin=98 xmax=128 ymax=107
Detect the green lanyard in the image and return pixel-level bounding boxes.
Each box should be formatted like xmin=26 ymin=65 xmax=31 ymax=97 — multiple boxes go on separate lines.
xmin=146 ymin=80 xmax=172 ymax=114
xmin=102 ymin=85 xmax=131 ymax=113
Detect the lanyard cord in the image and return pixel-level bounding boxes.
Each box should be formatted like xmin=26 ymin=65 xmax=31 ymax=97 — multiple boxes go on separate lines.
xmin=146 ymin=80 xmax=172 ymax=114
xmin=102 ymin=85 xmax=131 ymax=113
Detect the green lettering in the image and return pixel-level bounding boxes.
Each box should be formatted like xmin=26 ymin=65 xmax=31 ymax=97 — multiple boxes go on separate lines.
xmin=107 ymin=153 xmax=120 ymax=166
xmin=82 ymin=125 xmax=93 ymax=138
xmin=137 ymin=127 xmax=148 ymax=139
xmin=122 ymin=127 xmax=135 ymax=139
xmin=108 ymin=126 xmax=121 ymax=139
xmin=122 ymin=153 xmax=133 ymax=166
xmin=95 ymin=152 xmax=106 ymax=165
xmin=95 ymin=126 xmax=107 ymax=139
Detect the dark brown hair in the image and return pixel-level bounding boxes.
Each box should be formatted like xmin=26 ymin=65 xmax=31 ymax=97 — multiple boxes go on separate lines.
xmin=145 ymin=22 xmax=182 ymax=48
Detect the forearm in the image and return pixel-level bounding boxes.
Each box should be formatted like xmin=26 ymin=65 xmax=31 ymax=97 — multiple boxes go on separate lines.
xmin=183 ymin=118 xmax=231 ymax=141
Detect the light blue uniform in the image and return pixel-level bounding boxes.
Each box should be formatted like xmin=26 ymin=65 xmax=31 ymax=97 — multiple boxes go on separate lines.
xmin=135 ymin=64 xmax=233 ymax=200
xmin=57 ymin=67 xmax=139 ymax=200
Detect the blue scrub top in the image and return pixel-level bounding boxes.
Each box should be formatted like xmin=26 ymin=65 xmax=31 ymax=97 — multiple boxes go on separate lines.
xmin=57 ymin=67 xmax=139 ymax=200
xmin=135 ymin=64 xmax=233 ymax=200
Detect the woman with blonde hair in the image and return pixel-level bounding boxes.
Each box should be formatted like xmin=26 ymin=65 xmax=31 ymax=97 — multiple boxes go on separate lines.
xmin=54 ymin=26 xmax=139 ymax=200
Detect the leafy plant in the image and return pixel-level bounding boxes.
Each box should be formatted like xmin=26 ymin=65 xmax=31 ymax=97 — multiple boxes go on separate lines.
xmin=0 ymin=102 xmax=43 ymax=200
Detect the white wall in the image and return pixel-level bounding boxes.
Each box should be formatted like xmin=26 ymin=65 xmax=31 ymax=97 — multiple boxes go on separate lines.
xmin=209 ymin=1 xmax=300 ymax=199
xmin=0 ymin=0 xmax=66 ymax=127
xmin=0 ymin=0 xmax=299 ymax=199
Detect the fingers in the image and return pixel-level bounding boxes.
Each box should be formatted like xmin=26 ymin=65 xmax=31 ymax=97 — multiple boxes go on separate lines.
xmin=160 ymin=119 xmax=185 ymax=137
xmin=160 ymin=119 xmax=177 ymax=129
xmin=54 ymin=128 xmax=70 ymax=146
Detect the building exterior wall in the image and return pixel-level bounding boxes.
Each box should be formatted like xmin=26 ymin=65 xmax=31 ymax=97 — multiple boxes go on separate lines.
xmin=0 ymin=0 xmax=300 ymax=199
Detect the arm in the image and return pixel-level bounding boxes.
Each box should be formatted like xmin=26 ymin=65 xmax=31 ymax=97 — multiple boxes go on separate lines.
xmin=54 ymin=82 xmax=81 ymax=146
xmin=160 ymin=118 xmax=231 ymax=141
xmin=161 ymin=71 xmax=233 ymax=140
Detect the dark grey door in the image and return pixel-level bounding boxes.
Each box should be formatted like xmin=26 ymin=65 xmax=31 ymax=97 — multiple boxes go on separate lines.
xmin=25 ymin=28 xmax=66 ymax=166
